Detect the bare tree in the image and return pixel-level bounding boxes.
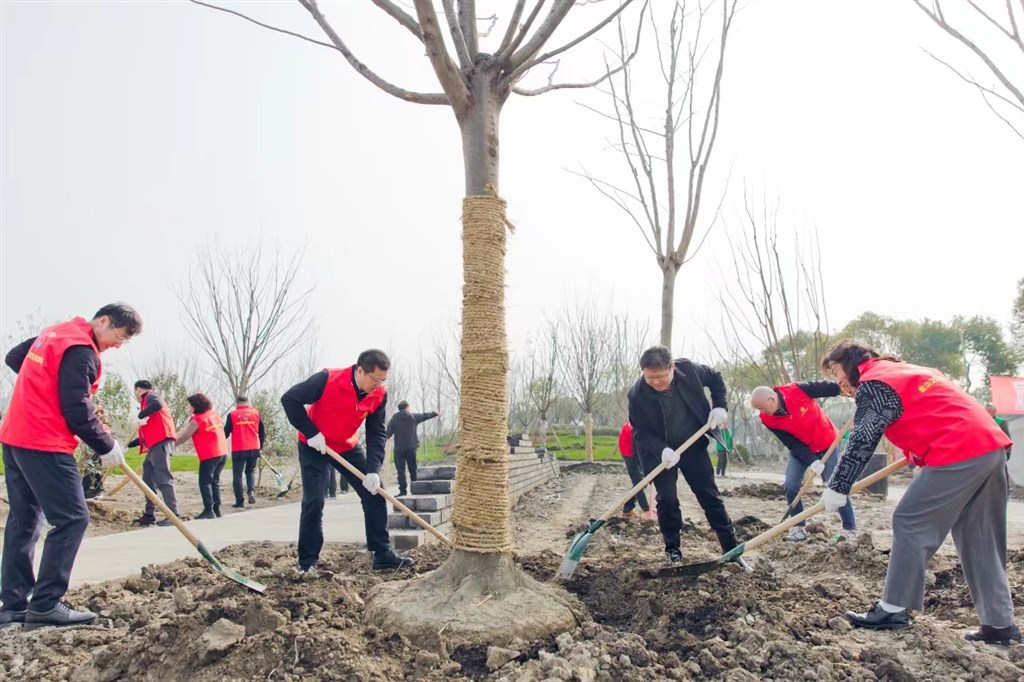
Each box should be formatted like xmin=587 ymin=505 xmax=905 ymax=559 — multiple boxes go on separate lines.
xmin=577 ymin=0 xmax=738 ymax=346
xmin=177 ymin=238 xmax=313 ymax=399
xmin=558 ymin=297 xmax=615 ymax=462
xmin=191 ymin=0 xmax=645 ymax=639
xmin=911 ymin=1 xmax=1024 ymax=142
xmin=609 ymin=312 xmax=650 ymax=423
xmin=526 ymin=319 xmax=562 ymax=451
xmin=507 ymin=351 xmax=534 ymax=434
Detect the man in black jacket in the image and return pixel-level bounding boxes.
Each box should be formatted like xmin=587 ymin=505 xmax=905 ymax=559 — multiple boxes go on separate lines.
xmin=385 ymin=401 xmax=439 ymax=496
xmin=628 ymin=346 xmax=748 ymax=569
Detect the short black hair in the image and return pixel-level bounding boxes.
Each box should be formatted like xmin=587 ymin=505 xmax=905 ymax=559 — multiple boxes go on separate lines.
xmin=134 ymin=380 xmax=153 ymax=390
xmin=639 ymin=345 xmax=673 ymax=370
xmin=357 ymin=348 xmax=391 ymax=374
xmin=235 ymin=395 xmax=249 ymax=404
xmin=187 ymin=393 xmax=213 ymax=413
xmin=397 ymin=400 xmax=409 ymax=411
xmin=93 ymin=302 xmax=143 ymax=337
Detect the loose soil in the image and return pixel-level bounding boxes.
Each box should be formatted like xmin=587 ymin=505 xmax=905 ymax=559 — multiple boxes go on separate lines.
xmin=2 ymin=465 xmax=1022 ymax=681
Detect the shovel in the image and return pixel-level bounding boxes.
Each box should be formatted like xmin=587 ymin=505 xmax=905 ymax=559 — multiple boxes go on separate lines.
xmin=323 ymin=445 xmax=454 ymax=547
xmin=649 ymin=457 xmax=909 ymax=579
xmin=556 ymin=423 xmax=713 ymax=580
xmin=258 ymin=455 xmax=289 ymax=495
xmin=779 ymin=418 xmax=854 ymax=523
xmin=279 ymin=465 xmax=301 ymax=498
xmin=119 ymin=463 xmax=267 ymax=593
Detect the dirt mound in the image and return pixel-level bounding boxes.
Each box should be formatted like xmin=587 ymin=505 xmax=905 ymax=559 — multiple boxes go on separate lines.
xmin=84 ymin=500 xmax=140 ymax=526
xmin=561 ymin=462 xmax=622 ymax=475
xmin=722 ymin=481 xmax=786 ymax=500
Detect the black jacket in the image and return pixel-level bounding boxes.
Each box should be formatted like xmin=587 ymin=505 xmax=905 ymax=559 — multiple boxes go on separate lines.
xmin=386 ymin=410 xmax=438 ymax=451
xmin=627 ymin=358 xmax=727 ymax=463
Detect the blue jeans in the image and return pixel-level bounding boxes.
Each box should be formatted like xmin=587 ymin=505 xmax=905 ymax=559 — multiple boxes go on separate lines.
xmin=784 ymin=448 xmax=856 ymax=530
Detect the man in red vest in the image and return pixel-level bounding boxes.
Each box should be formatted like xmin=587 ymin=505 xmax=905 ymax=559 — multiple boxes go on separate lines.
xmin=617 ymin=421 xmax=649 ymax=517
xmin=223 ymin=395 xmax=266 ymax=507
xmin=821 ymin=340 xmax=1018 ymax=644
xmin=281 ymin=349 xmax=412 ymax=573
xmin=0 ymin=303 xmax=140 ymax=630
xmin=751 ymin=382 xmax=856 ymax=542
xmin=132 ymin=379 xmax=178 ymax=526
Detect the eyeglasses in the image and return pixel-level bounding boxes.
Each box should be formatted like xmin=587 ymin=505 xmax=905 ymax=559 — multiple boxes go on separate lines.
xmin=112 ymin=328 xmax=131 ymax=344
xmin=366 ymin=373 xmax=387 ymax=385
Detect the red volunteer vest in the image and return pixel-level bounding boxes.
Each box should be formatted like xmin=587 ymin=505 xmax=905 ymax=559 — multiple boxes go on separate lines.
xmin=298 ymin=367 xmax=386 ymax=454
xmin=858 ymin=359 xmax=1011 ymax=467
xmin=191 ymin=410 xmax=228 ymax=461
xmin=138 ymin=390 xmax=176 ymax=446
xmin=229 ymin=406 xmax=261 ymax=451
xmin=0 ymin=317 xmax=102 ymax=454
xmin=759 ymin=384 xmax=838 ymax=453
xmin=618 ymin=421 xmax=634 ymax=457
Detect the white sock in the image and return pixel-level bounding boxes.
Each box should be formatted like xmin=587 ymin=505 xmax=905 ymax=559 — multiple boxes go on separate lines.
xmin=879 ymin=600 xmax=904 ymax=613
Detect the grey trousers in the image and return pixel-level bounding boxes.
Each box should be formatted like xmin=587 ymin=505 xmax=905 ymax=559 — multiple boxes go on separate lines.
xmin=143 ymin=438 xmax=178 ymax=516
xmin=883 ymin=448 xmax=1015 ymax=627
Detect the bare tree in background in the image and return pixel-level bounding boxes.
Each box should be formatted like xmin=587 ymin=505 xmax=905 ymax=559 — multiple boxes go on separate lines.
xmin=192 ymin=0 xmax=646 ymax=639
xmin=526 ymin=320 xmax=561 ymax=451
xmin=609 ymin=313 xmax=650 ymax=424
xmin=577 ymin=0 xmax=738 ymax=347
xmin=559 ymin=298 xmax=615 ymax=462
xmin=714 ymin=188 xmax=831 ymax=387
xmin=911 ymin=0 xmax=1024 ymax=142
xmin=177 ymin=239 xmax=313 ymax=399
xmin=134 ymin=349 xmax=206 ymax=432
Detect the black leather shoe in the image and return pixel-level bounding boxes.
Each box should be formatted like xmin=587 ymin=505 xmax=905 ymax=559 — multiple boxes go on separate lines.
xmin=965 ymin=624 xmax=1022 ymax=645
xmin=0 ymin=608 xmax=27 ymax=629
xmin=194 ymin=509 xmax=216 ymax=520
xmin=212 ymin=505 xmax=222 ymax=518
xmin=372 ymin=550 xmax=414 ymax=570
xmin=231 ymin=503 xmax=245 ymax=509
xmin=846 ymin=602 xmax=909 ymax=630
xmin=156 ymin=518 xmax=174 ymax=527
xmin=132 ymin=514 xmax=156 ymax=526
xmin=24 ymin=602 xmax=96 ymax=630
xmin=666 ymin=548 xmax=682 ymax=562
xmin=248 ymin=494 xmax=256 ymax=505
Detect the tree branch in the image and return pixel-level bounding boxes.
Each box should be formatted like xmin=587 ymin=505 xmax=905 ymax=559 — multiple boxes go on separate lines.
xmin=405 ymin=0 xmax=470 ymax=109
xmin=189 ymin=0 xmax=337 ymax=51
xmin=496 ymin=0 xmax=528 ymax=56
xmin=369 ymin=0 xmax=423 ymax=41
xmin=508 ymin=0 xmax=640 ymax=85
xmin=443 ymin=0 xmax=474 ymax=68
xmin=501 ymin=0 xmax=548 ymax=62
xmin=506 ymin=0 xmax=576 ymax=73
xmin=458 ymin=0 xmax=480 ymax=56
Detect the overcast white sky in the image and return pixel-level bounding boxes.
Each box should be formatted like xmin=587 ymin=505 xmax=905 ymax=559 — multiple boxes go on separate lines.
xmin=1 ymin=0 xmax=1022 ymax=385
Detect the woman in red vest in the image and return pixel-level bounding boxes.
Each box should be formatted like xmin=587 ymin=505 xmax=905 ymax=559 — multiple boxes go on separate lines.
xmin=617 ymin=421 xmax=650 ymax=517
xmin=176 ymin=393 xmax=228 ymax=520
xmin=820 ymin=340 xmax=1017 ymax=644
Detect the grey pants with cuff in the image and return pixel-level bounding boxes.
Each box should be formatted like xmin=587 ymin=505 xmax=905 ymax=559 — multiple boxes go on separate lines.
xmin=882 ymin=448 xmax=1015 ymax=628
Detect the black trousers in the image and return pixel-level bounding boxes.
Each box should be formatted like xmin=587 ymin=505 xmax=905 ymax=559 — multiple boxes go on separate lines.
xmin=198 ymin=455 xmax=226 ymax=511
xmin=297 ymin=442 xmax=389 ymax=569
xmin=621 ymin=454 xmax=649 ymax=512
xmin=1 ymin=445 xmax=89 ymax=612
xmin=639 ymin=445 xmax=736 ymax=552
xmin=394 ymin=446 xmax=418 ymax=494
xmin=231 ymin=453 xmax=258 ymax=504
xmin=715 ymin=449 xmax=728 ymax=475
xmin=323 ymin=466 xmax=350 ymax=496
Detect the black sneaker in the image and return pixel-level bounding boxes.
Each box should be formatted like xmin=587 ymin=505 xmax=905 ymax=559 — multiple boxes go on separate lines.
xmin=231 ymin=503 xmax=245 ymax=509
xmin=0 ymin=608 xmax=27 ymax=630
xmin=248 ymin=494 xmax=256 ymax=505
xmin=372 ymin=550 xmax=414 ymax=571
xmin=132 ymin=514 xmax=156 ymax=526
xmin=846 ymin=602 xmax=910 ymax=631
xmin=24 ymin=602 xmax=97 ymax=631
xmin=965 ymin=624 xmax=1022 ymax=645
xmin=194 ymin=509 xmax=216 ymax=520
xmin=666 ymin=548 xmax=682 ymax=563
xmin=156 ymin=518 xmax=174 ymax=527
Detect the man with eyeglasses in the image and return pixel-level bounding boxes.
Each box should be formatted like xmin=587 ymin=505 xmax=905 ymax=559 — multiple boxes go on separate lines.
xmin=627 ymin=345 xmax=749 ymax=570
xmin=281 ymin=348 xmax=413 ymax=573
xmin=0 ymin=303 xmax=140 ymax=630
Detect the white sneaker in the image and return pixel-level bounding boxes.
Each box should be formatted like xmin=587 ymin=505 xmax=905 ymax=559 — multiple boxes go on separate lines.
xmin=783 ymin=526 xmax=809 ymax=542
xmin=840 ymin=529 xmax=859 ymax=542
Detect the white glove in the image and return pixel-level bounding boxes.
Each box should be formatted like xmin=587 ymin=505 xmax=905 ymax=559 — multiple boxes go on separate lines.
xmin=362 ymin=472 xmax=381 ymax=494
xmin=100 ymin=441 xmax=126 ymax=469
xmin=306 ymin=432 xmax=328 ymax=454
xmin=707 ymin=407 xmax=728 ymax=429
xmin=809 ymin=460 xmax=825 ymax=475
xmin=822 ymin=487 xmax=847 ymax=513
xmin=661 ymin=447 xmax=680 ymax=468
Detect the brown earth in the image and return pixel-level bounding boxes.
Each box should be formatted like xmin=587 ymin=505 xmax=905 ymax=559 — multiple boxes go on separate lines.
xmin=1 ymin=466 xmax=1022 ymax=681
